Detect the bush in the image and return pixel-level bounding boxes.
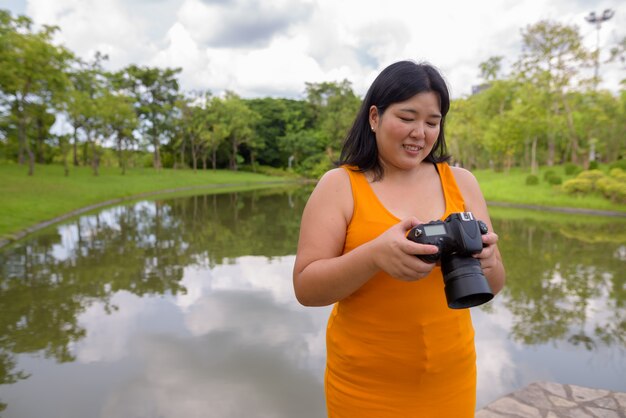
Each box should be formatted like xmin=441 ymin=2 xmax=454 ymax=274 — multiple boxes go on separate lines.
xmin=588 ymin=160 xmax=599 ymax=170
xmin=297 ymin=154 xmax=333 ymax=179
xmin=543 ymin=170 xmax=556 ymax=181
xmin=525 ymin=174 xmax=539 ymax=185
xmin=609 ymin=159 xmax=626 ymax=171
xmin=239 ymin=164 xmax=301 ymax=178
xmin=547 ymin=175 xmax=562 ymax=185
xmin=614 ymin=183 xmax=626 ymax=203
xmin=597 ymin=177 xmax=617 ymax=197
xmin=576 ymin=169 xmax=605 ymax=189
xmin=609 ymin=168 xmax=626 ymax=182
xmin=562 ymin=178 xmax=593 ymax=194
xmin=564 ymin=163 xmax=582 ymax=176
xmin=596 ymin=177 xmax=626 ymax=203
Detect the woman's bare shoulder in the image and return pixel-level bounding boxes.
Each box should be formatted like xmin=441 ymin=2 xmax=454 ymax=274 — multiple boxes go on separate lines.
xmin=449 ymin=165 xmax=475 ymax=179
xmin=449 ymin=165 xmax=480 ymax=189
xmin=307 ymin=167 xmax=354 ymax=221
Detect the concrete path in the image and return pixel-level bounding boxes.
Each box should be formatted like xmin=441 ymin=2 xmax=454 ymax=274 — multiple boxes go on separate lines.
xmin=476 ymin=381 xmax=626 ymax=418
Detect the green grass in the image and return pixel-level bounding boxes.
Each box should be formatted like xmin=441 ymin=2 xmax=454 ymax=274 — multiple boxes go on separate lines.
xmin=1 ymin=163 xmax=624 ymax=243
xmin=0 ymin=163 xmax=298 ymax=240
xmin=472 ymin=166 xmax=626 ymax=214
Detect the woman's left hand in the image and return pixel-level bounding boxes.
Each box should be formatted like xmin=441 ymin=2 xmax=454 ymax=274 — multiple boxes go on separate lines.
xmin=473 ymin=232 xmax=500 ymax=271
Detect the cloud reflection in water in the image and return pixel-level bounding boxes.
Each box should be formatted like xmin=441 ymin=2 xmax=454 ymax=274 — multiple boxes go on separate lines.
xmin=73 ymin=254 xmax=332 ymax=418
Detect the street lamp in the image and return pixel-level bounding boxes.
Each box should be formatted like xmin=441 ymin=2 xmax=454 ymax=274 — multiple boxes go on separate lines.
xmin=585 ymin=9 xmax=615 ymax=89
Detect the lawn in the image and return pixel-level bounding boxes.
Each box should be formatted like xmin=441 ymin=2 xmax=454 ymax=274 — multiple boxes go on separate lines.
xmin=0 ymin=163 xmax=298 ymax=239
xmin=472 ymin=165 xmax=625 ymax=214
xmin=0 ymin=162 xmax=623 ymax=242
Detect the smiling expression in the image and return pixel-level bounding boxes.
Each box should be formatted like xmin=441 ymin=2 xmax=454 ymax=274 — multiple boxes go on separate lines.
xmin=369 ymin=91 xmax=442 ymax=172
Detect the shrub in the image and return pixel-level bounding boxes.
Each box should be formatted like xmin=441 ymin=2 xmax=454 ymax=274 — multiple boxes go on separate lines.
xmin=576 ymin=169 xmax=605 ymax=189
xmin=597 ymin=177 xmax=617 ymax=197
xmin=564 ymin=163 xmax=582 ymax=176
xmin=297 ymin=154 xmax=333 ymax=179
xmin=609 ymin=168 xmax=626 ymax=182
xmin=562 ymin=178 xmax=593 ymax=195
xmin=543 ymin=170 xmax=556 ymax=181
xmin=525 ymin=174 xmax=539 ymax=185
xmin=609 ymin=159 xmax=626 ymax=171
xmin=547 ymin=175 xmax=562 ymax=185
xmin=596 ymin=177 xmax=626 ymax=203
xmin=614 ymin=183 xmax=626 ymax=203
xmin=588 ymin=160 xmax=599 ymax=170
xmin=239 ymin=164 xmax=301 ymax=178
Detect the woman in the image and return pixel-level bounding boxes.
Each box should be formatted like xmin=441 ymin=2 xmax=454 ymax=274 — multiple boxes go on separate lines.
xmin=293 ymin=60 xmax=505 ymax=417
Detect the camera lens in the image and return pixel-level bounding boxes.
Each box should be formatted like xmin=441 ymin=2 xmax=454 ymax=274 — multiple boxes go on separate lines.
xmin=441 ymin=256 xmax=494 ymax=309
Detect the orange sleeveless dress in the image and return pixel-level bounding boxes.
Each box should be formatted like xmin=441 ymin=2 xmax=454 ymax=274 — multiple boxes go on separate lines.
xmin=325 ymin=163 xmax=476 ymax=417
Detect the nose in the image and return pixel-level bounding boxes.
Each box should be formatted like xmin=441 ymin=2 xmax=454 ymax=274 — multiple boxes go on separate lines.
xmin=409 ymin=122 xmax=425 ymax=139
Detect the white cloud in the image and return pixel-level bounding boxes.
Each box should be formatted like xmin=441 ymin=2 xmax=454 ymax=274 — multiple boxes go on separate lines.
xmin=9 ymin=0 xmax=626 ymax=98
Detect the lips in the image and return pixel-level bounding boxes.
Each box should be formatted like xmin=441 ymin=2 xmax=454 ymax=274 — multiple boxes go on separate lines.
xmin=403 ymin=144 xmax=423 ymax=152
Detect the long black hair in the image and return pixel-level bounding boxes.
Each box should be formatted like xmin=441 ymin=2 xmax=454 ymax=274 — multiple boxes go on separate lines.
xmin=338 ymin=60 xmax=451 ymax=180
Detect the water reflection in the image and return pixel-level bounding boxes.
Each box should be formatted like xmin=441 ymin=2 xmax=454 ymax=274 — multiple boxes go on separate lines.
xmin=493 ymin=210 xmax=626 ymax=350
xmin=0 ymin=188 xmax=624 ymax=416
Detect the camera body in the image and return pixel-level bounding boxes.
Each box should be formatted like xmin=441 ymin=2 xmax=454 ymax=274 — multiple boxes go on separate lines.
xmin=406 ymin=212 xmax=494 ymax=309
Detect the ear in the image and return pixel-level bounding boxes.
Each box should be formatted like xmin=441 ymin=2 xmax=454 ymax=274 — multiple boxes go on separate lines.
xmin=369 ymin=105 xmax=379 ymax=129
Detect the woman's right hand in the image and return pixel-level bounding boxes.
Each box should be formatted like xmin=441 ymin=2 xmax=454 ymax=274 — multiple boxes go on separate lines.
xmin=370 ymin=217 xmax=440 ymax=282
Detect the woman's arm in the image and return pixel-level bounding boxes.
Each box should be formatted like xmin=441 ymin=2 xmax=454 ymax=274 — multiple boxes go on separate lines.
xmin=293 ymin=168 xmax=439 ymax=307
xmin=451 ymin=167 xmax=506 ymax=294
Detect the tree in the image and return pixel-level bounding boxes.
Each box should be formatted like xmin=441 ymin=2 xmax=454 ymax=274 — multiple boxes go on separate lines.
xmin=204 ymin=96 xmax=231 ymax=170
xmin=113 ymin=65 xmax=181 ymax=170
xmin=176 ymin=92 xmax=206 ymax=171
xmin=221 ymin=92 xmax=260 ymax=171
xmin=479 ymin=56 xmax=504 ymax=82
xmin=99 ymin=91 xmax=138 ymax=174
xmin=305 ymin=80 xmax=360 ymax=162
xmin=514 ymin=20 xmax=593 ymax=165
xmin=64 ymin=53 xmax=109 ymax=168
xmin=0 ymin=11 xmax=72 ymax=175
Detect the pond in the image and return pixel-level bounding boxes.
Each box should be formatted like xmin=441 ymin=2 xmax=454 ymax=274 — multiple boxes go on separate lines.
xmin=0 ymin=186 xmax=624 ymax=417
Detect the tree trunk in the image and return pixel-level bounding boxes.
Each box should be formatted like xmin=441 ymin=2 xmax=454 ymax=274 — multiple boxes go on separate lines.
xmin=191 ymin=139 xmax=197 ymax=172
xmin=530 ymin=136 xmax=538 ymax=175
xmin=547 ymin=133 xmax=555 ymax=167
xmin=17 ymin=110 xmax=35 ymax=175
xmin=179 ymin=137 xmax=186 ymax=170
xmin=231 ymin=138 xmax=238 ymax=171
xmin=26 ymin=144 xmax=35 ymax=176
xmin=60 ymin=136 xmax=69 ymax=177
xmin=153 ymin=141 xmax=162 ymax=170
xmin=82 ymin=141 xmax=89 ymax=166
xmin=151 ymin=115 xmax=162 ymax=170
xmin=91 ymin=141 xmax=100 ymax=176
xmin=560 ymin=93 xmax=580 ymax=164
xmin=17 ymin=105 xmax=26 ymax=165
xmin=73 ymin=126 xmax=79 ymax=166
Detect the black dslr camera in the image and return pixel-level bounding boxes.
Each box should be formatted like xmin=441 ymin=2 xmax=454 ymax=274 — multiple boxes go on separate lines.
xmin=406 ymin=212 xmax=494 ymax=309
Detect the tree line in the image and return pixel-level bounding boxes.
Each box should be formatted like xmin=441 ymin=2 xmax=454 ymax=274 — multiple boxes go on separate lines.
xmin=0 ymin=9 xmax=624 ymax=178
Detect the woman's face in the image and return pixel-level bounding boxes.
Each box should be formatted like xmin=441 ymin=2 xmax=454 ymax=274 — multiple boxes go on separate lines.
xmin=369 ymin=91 xmax=442 ymax=172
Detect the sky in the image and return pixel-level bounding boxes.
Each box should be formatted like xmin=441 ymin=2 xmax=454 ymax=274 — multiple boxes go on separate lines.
xmin=4 ymin=0 xmax=625 ymax=99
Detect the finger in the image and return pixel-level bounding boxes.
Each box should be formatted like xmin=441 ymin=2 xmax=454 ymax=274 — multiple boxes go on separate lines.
xmin=406 ymin=241 xmax=439 ymax=256
xmin=399 ymin=216 xmax=421 ymax=232
xmin=482 ymin=232 xmax=499 ymax=245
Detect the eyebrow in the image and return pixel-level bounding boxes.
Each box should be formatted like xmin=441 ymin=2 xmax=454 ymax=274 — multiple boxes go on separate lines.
xmin=398 ymin=108 xmax=442 ymax=118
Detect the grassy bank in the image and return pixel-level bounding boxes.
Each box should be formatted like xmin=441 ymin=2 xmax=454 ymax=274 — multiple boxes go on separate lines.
xmin=0 ymin=163 xmax=298 ymax=240
xmin=0 ymin=163 xmax=624 ymax=242
xmin=473 ymin=166 xmax=625 ymax=214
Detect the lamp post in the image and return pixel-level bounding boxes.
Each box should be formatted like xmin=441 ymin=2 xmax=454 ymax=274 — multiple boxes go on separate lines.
xmin=585 ymin=9 xmax=614 ymax=89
